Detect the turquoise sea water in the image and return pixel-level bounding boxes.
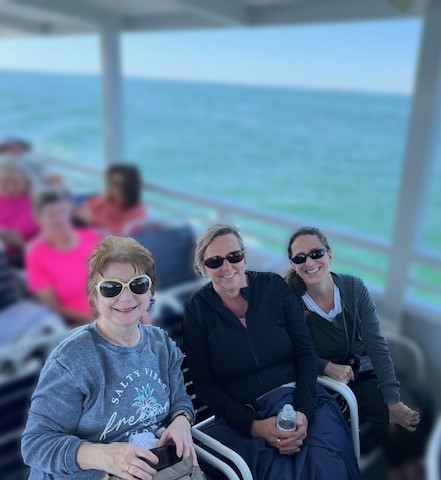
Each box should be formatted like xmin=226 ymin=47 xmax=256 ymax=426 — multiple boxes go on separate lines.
xmin=0 ymin=69 xmax=440 ymax=259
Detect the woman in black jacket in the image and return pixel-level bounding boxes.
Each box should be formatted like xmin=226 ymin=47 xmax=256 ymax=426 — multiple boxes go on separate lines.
xmin=183 ymin=224 xmax=360 ymax=480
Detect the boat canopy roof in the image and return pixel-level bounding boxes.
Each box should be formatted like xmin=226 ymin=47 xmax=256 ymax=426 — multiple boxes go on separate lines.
xmin=0 ymin=0 xmax=430 ymax=38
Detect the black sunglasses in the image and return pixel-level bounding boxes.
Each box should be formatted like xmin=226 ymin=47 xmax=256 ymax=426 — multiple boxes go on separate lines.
xmin=291 ymin=248 xmax=328 ymax=265
xmin=204 ymin=250 xmax=245 ymax=269
xmin=96 ymin=274 xmax=152 ymax=298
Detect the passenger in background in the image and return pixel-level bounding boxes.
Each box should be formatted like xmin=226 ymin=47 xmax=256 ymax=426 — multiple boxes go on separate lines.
xmin=0 ymin=135 xmax=63 ymax=186
xmin=184 ymin=224 xmax=360 ymax=479
xmin=22 ymin=236 xmax=196 ymax=480
xmin=74 ymin=163 xmax=147 ymax=236
xmin=26 ymin=188 xmax=101 ymax=327
xmin=285 ymin=226 xmax=420 ymax=432
xmin=0 ymin=135 xmax=32 ymax=156
xmin=0 ymin=162 xmax=39 ymax=267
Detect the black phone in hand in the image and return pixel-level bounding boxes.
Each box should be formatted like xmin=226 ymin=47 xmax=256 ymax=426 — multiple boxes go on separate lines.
xmin=144 ymin=444 xmax=181 ymax=471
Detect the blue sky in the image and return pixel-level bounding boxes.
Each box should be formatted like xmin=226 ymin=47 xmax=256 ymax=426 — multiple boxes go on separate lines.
xmin=0 ymin=18 xmax=421 ymax=94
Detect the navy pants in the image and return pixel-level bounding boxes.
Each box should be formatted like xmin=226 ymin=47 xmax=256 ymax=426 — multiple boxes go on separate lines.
xmin=204 ymin=385 xmax=361 ymax=480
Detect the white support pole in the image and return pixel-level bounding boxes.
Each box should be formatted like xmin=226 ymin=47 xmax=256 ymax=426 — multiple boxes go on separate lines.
xmin=384 ymin=2 xmax=441 ymax=322
xmin=100 ymin=18 xmax=123 ymax=166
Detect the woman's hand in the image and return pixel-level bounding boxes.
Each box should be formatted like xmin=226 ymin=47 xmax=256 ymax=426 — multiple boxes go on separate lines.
xmin=250 ymin=414 xmax=308 ymax=455
xmin=324 ymin=362 xmax=355 ymax=384
xmin=156 ymin=415 xmax=198 ymax=466
xmin=277 ymin=412 xmax=308 ymax=455
xmin=388 ymin=401 xmax=420 ymax=432
xmin=77 ymin=442 xmax=159 ymax=480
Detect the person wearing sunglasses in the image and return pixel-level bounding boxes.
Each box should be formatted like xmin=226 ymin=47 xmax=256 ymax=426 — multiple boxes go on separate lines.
xmin=183 ymin=223 xmax=360 ymax=479
xmin=286 ymin=226 xmax=420 ymax=433
xmin=22 ymin=235 xmax=197 ymax=480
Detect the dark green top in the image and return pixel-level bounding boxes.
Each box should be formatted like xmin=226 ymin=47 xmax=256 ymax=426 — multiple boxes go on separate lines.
xmin=298 ymin=273 xmax=400 ymax=404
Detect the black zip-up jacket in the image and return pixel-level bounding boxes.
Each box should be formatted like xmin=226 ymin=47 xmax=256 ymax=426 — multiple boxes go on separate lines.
xmin=183 ymin=271 xmax=318 ymax=436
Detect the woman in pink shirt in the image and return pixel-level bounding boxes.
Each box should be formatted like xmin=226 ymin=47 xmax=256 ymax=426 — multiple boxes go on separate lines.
xmin=0 ymin=163 xmax=39 ymax=266
xmin=27 ymin=188 xmax=101 ymax=327
xmin=75 ymin=164 xmax=147 ymax=236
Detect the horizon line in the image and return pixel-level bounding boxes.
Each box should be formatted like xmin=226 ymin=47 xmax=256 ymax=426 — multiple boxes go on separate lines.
xmin=0 ymin=67 xmax=411 ymax=98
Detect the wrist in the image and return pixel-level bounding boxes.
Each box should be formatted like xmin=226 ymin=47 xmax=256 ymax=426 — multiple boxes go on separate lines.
xmin=77 ymin=442 xmax=103 ymax=471
xmin=171 ymin=410 xmax=193 ymax=427
xmin=250 ymin=420 xmax=259 ymax=438
xmin=250 ymin=419 xmax=265 ymax=439
xmin=323 ymin=362 xmax=332 ymax=375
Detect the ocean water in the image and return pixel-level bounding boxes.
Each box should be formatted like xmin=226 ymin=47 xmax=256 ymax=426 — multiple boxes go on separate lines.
xmin=0 ymin=69 xmax=440 ymax=265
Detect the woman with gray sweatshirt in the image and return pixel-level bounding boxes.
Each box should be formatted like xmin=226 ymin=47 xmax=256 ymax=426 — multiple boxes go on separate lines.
xmin=22 ymin=236 xmax=196 ymax=480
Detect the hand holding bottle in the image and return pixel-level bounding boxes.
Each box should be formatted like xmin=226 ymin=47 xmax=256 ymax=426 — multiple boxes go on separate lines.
xmin=277 ymin=404 xmax=297 ymax=431
xmin=275 ymin=405 xmax=308 ymax=455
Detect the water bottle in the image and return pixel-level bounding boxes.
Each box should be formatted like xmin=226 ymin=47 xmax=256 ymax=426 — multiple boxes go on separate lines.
xmin=276 ymin=404 xmax=297 ymax=431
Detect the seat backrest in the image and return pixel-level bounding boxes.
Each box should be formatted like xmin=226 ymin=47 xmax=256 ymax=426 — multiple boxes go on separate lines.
xmin=153 ymin=308 xmax=212 ymax=425
xmin=0 ymin=359 xmax=42 ymax=479
xmin=0 ymin=329 xmax=69 ymax=479
xmin=0 ymin=242 xmax=22 ymax=311
xmin=133 ymin=223 xmax=198 ymax=291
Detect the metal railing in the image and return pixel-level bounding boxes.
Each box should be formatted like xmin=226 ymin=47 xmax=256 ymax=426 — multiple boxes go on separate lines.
xmin=48 ymin=158 xmax=441 ymax=319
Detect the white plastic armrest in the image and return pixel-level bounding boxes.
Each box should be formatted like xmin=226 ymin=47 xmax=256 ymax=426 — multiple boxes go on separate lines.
xmin=317 ymin=375 xmax=360 ymax=462
xmin=425 ymin=416 xmax=441 ymax=480
xmin=192 ymin=417 xmax=253 ymax=480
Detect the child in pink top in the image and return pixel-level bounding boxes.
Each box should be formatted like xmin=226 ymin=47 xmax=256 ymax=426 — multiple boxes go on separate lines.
xmin=27 ymin=228 xmax=100 ymax=323
xmin=27 ymin=187 xmax=102 ymax=327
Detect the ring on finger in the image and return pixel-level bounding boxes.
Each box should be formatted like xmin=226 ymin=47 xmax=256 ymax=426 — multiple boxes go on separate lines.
xmin=277 ymin=438 xmax=281 ymax=446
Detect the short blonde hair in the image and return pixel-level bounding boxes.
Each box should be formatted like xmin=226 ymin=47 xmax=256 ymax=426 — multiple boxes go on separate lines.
xmin=87 ymin=236 xmax=156 ymax=317
xmin=194 ymin=223 xmax=245 ymax=276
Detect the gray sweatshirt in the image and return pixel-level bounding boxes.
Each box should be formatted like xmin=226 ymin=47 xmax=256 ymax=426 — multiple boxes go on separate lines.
xmin=21 ymin=322 xmax=194 ymax=480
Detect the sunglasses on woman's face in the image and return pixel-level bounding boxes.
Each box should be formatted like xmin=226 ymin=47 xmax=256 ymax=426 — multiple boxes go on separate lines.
xmin=96 ymin=274 xmax=152 ymax=298
xmin=204 ymin=250 xmax=245 ymax=269
xmin=290 ymin=247 xmax=328 ymax=265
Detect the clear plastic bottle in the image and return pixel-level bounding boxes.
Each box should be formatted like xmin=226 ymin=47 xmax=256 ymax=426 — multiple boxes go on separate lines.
xmin=276 ymin=404 xmax=297 ymax=431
